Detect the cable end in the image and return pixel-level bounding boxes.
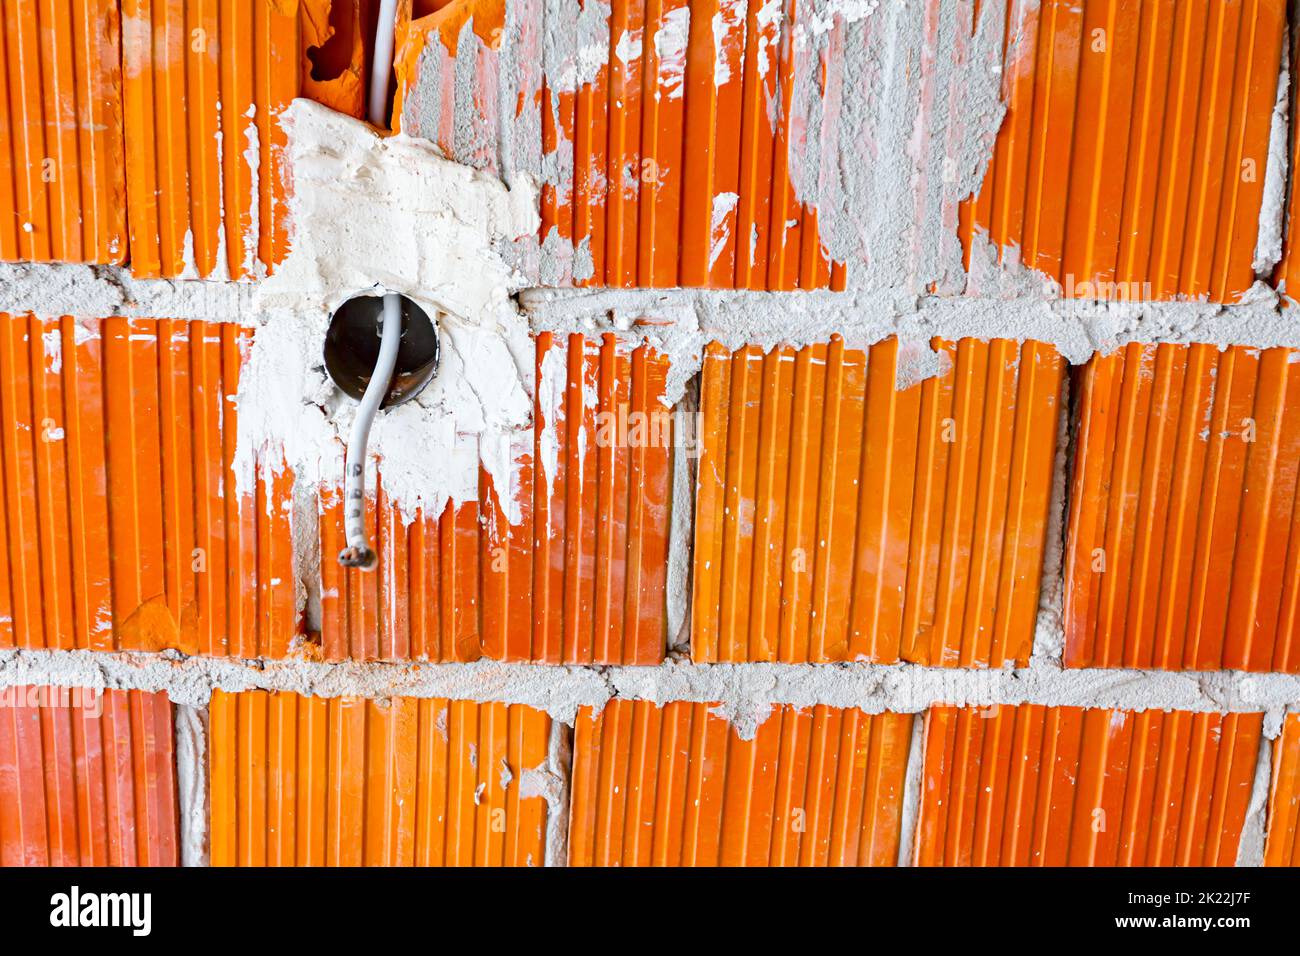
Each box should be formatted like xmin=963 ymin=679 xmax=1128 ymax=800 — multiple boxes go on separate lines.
xmin=338 ymin=546 xmax=378 ymax=571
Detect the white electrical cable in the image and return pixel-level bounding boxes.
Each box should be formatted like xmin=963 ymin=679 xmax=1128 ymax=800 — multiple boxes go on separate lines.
xmin=339 ymin=294 xmax=401 ymax=568
xmin=339 ymin=0 xmax=401 ymax=570
xmin=368 ymin=0 xmax=399 ymax=128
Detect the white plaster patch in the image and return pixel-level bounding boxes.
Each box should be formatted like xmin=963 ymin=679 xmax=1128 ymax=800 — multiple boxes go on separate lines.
xmin=654 ymin=6 xmax=691 ymax=100
xmin=236 ymin=99 xmax=540 ymax=525
xmin=708 ymin=191 xmax=740 ymax=269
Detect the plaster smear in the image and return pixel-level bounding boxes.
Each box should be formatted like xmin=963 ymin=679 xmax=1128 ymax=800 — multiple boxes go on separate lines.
xmin=784 ymin=0 xmax=1010 ymax=292
xmin=712 ymin=0 xmax=745 ymax=86
xmin=654 ymin=6 xmax=691 ymax=100
xmin=237 ymin=98 xmax=540 ymax=524
xmin=520 ymin=721 xmax=573 ymax=867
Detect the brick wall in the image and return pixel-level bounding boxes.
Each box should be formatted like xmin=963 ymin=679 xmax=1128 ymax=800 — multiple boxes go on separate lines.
xmin=1 ymin=0 xmax=1298 ymax=867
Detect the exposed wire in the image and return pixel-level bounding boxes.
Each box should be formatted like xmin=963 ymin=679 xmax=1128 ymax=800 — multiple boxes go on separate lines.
xmin=338 ymin=294 xmax=401 ymax=569
xmin=339 ymin=0 xmax=401 ymax=570
xmin=367 ymin=0 xmax=399 ymax=130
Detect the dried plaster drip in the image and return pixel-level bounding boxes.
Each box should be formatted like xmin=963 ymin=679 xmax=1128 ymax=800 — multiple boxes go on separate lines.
xmin=1254 ymin=29 xmax=1290 ymax=276
xmin=0 ymin=263 xmax=258 ymax=323
xmin=519 ymin=720 xmax=573 ymax=867
xmin=174 ymin=705 xmax=209 ymax=867
xmin=666 ymin=383 xmax=700 ymax=651
xmin=654 ymin=5 xmax=691 ymax=101
xmin=784 ymin=0 xmax=1010 ymax=292
xmin=1235 ymin=731 xmax=1274 ymax=866
xmin=1030 ymin=371 xmax=1072 ymax=666
xmin=537 ymin=0 xmax=611 ymax=282
xmin=895 ymin=714 xmax=925 ymax=867
xmin=176 ymin=101 xmax=265 ymax=283
xmin=241 ymin=106 xmax=265 ymax=280
xmin=236 ymin=98 xmax=539 ymax=524
xmin=4 ymin=647 xmax=1297 ymax=742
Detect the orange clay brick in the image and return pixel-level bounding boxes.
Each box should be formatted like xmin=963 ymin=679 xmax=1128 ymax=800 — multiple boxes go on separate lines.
xmin=568 ymin=700 xmax=914 ymax=866
xmin=1064 ymin=344 xmax=1300 ymax=672
xmin=960 ymin=0 xmax=1286 ymax=303
xmin=300 ymin=0 xmax=373 ymax=121
xmin=120 ymin=0 xmax=298 ymax=279
xmin=533 ymin=0 xmax=843 ymax=289
xmin=915 ymin=704 xmax=1262 ymax=866
xmin=0 ymin=687 xmax=177 ymax=866
xmin=0 ymin=0 xmax=127 ymax=264
xmin=1264 ymin=712 xmax=1300 ymax=866
xmin=208 ymin=690 xmax=553 ymax=866
xmin=318 ymin=332 xmax=672 ymax=664
xmin=692 ymin=336 xmax=1064 ymax=665
xmin=392 ymin=0 xmax=511 ymax=152
xmin=0 ymin=314 xmax=296 ymax=657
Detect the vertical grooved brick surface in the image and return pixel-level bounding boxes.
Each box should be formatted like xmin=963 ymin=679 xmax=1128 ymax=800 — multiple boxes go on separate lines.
xmin=208 ymin=690 xmax=552 ymax=866
xmin=569 ymin=700 xmax=913 ymax=866
xmin=0 ymin=313 xmax=296 ymax=656
xmin=916 ymin=704 xmax=1263 ymax=866
xmin=0 ymin=0 xmax=127 ymax=264
xmin=962 ymin=0 xmax=1286 ymax=303
xmin=693 ymin=336 xmax=1064 ymax=665
xmin=1264 ymin=712 xmax=1300 ymax=866
xmin=120 ymin=0 xmax=298 ymax=279
xmin=0 ymin=686 xmax=178 ymax=866
xmin=318 ymin=332 xmax=672 ymax=664
xmin=1065 ymin=343 xmax=1300 ymax=672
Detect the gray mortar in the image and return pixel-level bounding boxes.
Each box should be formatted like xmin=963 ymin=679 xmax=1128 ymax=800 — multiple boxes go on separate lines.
xmin=174 ymin=704 xmax=209 ymax=867
xmin=1255 ymin=29 xmax=1291 ymax=276
xmin=0 ymin=649 xmax=609 ymax=724
xmin=785 ymin=0 xmax=1010 ymax=292
xmin=14 ymin=268 xmax=1300 ymax=370
xmin=0 ymin=263 xmax=257 ymax=322
xmin=522 ymin=283 xmax=1300 ymax=365
xmin=895 ymin=712 xmax=926 ymax=866
xmin=535 ymin=0 xmax=611 ymax=283
xmin=1236 ymin=730 xmax=1274 ymax=866
xmin=4 ymin=646 xmax=1297 ymax=742
xmin=571 ymin=235 xmax=595 ymax=283
xmin=292 ymin=478 xmax=324 ymax=634
xmin=1030 ymin=370 xmax=1072 ymax=666
xmin=666 ymin=376 xmax=700 ymax=651
xmin=606 ymin=660 xmax=1300 ymax=740
xmin=519 ymin=719 xmax=573 ymax=866
xmin=539 ymin=225 xmax=575 ymax=286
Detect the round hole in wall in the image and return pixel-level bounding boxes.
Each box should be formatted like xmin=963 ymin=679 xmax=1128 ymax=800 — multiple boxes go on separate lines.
xmin=323 ymin=293 xmax=439 ymax=407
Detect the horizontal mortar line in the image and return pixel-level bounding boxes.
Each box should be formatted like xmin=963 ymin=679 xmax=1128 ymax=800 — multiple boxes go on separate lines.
xmin=3 ymin=264 xmax=1299 ymax=364
xmin=1 ymin=648 xmax=1296 ymax=734
xmin=522 ymin=285 xmax=1300 ymax=363
xmin=0 ymin=263 xmax=260 ymax=323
